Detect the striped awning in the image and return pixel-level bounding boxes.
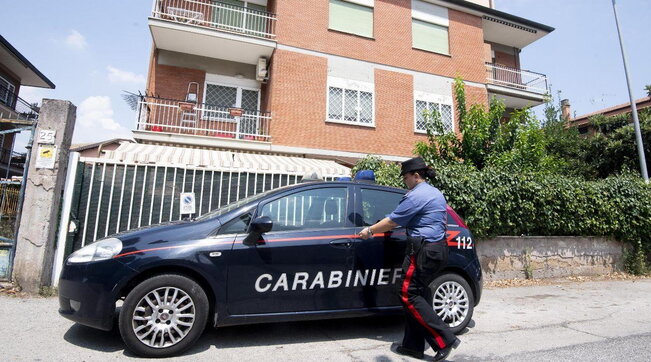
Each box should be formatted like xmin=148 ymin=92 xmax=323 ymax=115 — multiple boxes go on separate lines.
xmin=99 ymin=143 xmax=350 ymax=177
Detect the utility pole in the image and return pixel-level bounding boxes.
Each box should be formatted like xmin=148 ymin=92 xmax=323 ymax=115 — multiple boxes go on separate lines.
xmin=612 ymin=0 xmax=649 ymax=182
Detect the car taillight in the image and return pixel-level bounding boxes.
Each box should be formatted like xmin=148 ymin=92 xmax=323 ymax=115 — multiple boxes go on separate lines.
xmin=446 ymin=205 xmax=468 ymax=229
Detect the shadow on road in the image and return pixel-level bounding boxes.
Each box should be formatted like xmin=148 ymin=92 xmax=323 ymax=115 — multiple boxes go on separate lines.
xmin=64 ymin=313 xmax=474 ymax=358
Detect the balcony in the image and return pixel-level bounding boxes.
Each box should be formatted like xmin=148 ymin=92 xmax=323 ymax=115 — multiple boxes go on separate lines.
xmin=485 ymin=63 xmax=549 ymax=108
xmin=133 ymin=95 xmax=272 ymax=149
xmin=0 ymin=83 xmax=38 ymax=123
xmin=149 ymin=0 xmax=277 ymax=64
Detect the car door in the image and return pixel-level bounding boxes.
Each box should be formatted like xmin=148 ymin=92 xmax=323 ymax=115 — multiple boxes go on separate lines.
xmin=227 ymin=185 xmax=357 ymax=315
xmin=350 ymin=186 xmax=407 ymax=308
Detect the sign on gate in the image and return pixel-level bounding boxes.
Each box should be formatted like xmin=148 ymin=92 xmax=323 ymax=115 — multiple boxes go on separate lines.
xmin=180 ymin=192 xmax=196 ymax=215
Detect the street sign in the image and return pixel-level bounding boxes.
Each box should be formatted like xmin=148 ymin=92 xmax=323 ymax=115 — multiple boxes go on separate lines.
xmin=180 ymin=192 xmax=196 ymax=214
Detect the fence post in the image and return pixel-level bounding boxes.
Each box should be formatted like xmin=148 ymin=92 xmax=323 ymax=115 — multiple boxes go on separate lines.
xmin=51 ymin=152 xmax=80 ymax=286
xmin=12 ymin=99 xmax=76 ymax=293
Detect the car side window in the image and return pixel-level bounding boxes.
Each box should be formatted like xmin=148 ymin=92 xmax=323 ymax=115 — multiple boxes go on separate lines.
xmin=260 ymin=187 xmax=347 ymax=232
xmin=360 ymin=188 xmax=404 ymax=226
xmin=217 ymin=213 xmax=252 ymax=235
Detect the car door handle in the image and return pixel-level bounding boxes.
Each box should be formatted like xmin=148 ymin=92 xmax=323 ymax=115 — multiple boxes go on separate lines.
xmin=330 ymin=238 xmax=353 ymax=248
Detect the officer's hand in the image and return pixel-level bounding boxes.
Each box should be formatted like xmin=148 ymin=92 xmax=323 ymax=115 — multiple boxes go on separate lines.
xmin=358 ymin=227 xmax=372 ymax=240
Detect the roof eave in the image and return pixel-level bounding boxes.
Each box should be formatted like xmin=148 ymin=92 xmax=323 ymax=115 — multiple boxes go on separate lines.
xmin=0 ymin=35 xmax=56 ymax=89
xmin=439 ymin=0 xmax=555 ymax=33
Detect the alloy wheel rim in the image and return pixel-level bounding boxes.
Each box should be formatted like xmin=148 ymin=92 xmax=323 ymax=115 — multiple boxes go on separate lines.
xmin=131 ymin=287 xmax=196 ymax=348
xmin=432 ymin=281 xmax=469 ymax=328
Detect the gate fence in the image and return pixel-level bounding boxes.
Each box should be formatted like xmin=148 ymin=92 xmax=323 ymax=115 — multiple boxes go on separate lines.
xmin=68 ymin=158 xmax=341 ymax=252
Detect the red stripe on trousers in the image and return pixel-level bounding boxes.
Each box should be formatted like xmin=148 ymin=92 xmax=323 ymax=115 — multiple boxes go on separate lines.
xmin=401 ymin=255 xmax=447 ymax=349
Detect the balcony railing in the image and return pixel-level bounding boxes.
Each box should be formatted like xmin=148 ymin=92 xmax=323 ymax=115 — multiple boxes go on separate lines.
xmin=485 ymin=63 xmax=549 ymax=95
xmin=152 ymin=0 xmax=277 ymax=40
xmin=0 ymin=83 xmax=39 ymax=122
xmin=135 ymin=95 xmax=271 ymax=141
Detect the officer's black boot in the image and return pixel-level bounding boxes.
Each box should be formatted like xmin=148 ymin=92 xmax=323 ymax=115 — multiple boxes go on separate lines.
xmin=432 ymin=338 xmax=461 ymax=361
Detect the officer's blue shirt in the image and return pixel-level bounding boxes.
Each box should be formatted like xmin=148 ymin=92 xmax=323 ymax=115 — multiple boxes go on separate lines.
xmin=388 ymin=181 xmax=447 ymax=242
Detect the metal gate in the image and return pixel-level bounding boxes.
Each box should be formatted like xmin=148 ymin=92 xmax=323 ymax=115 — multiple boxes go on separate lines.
xmin=0 ymin=84 xmax=38 ymax=280
xmin=52 ymin=154 xmax=347 ymax=283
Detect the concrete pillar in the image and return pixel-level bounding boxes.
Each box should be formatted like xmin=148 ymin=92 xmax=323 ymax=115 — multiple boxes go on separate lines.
xmin=13 ymin=99 xmax=76 ymax=293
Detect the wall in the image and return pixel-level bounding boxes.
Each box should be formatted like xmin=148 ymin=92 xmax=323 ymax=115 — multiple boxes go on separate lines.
xmin=477 ymin=236 xmax=630 ymax=281
xmin=275 ymin=0 xmax=487 ymax=84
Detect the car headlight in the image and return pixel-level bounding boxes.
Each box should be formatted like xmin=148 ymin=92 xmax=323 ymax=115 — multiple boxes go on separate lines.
xmin=67 ymin=238 xmax=123 ymax=263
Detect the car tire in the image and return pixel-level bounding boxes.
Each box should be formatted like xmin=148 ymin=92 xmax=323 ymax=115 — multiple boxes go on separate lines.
xmin=118 ymin=274 xmax=209 ymax=358
xmin=429 ymin=273 xmax=474 ymax=334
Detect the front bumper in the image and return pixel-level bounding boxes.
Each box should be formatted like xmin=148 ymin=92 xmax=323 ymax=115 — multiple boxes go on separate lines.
xmin=58 ymin=258 xmax=135 ymax=331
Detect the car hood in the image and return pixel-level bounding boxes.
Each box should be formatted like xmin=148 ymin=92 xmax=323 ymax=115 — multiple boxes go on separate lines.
xmin=115 ymin=218 xmax=222 ymax=251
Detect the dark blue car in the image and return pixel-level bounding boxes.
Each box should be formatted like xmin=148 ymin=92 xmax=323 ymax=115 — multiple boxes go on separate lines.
xmin=59 ymin=180 xmax=482 ymax=357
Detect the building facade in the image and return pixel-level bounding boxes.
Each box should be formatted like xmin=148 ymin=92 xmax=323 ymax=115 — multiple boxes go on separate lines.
xmin=136 ymin=0 xmax=553 ymax=161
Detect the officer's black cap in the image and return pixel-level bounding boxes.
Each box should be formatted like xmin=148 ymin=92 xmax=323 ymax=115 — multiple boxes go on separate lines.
xmin=400 ymin=157 xmax=428 ymax=176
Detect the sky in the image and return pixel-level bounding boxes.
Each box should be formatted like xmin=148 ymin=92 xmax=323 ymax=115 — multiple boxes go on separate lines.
xmin=2 ymin=0 xmax=650 ymax=151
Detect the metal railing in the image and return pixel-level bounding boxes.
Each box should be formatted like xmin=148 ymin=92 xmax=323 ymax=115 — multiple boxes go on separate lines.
xmin=152 ymin=0 xmax=277 ymax=39
xmin=485 ymin=63 xmax=549 ymax=95
xmin=0 ymin=83 xmax=39 ymax=122
xmin=135 ymin=95 xmax=272 ymax=141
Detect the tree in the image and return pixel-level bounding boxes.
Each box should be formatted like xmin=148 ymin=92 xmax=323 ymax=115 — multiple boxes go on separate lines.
xmin=414 ymin=78 xmax=564 ymax=173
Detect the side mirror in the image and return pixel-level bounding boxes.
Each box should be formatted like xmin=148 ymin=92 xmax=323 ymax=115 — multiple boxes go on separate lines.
xmin=243 ymin=216 xmax=273 ymax=246
xmin=251 ymin=216 xmax=273 ymax=233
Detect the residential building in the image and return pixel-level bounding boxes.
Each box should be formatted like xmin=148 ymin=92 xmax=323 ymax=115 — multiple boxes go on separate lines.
xmin=0 ymin=35 xmax=55 ymax=177
xmin=567 ymin=96 xmax=651 ymax=135
xmin=137 ymin=0 xmax=553 ymax=161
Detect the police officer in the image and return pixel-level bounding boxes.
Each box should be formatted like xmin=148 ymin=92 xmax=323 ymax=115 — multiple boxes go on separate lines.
xmin=358 ymin=157 xmax=460 ymax=361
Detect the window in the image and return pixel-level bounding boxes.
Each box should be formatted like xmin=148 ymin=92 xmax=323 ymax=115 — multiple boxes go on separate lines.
xmin=415 ymin=100 xmax=453 ymax=134
xmin=360 ymin=189 xmax=403 ymax=226
xmin=411 ymin=0 xmax=449 ymax=54
xmin=329 ymin=0 xmax=374 ymax=38
xmin=0 ymin=76 xmax=16 ymax=108
xmin=260 ymin=188 xmax=347 ymax=232
xmin=205 ymin=83 xmax=259 ymax=110
xmin=217 ymin=213 xmax=252 ymax=235
xmin=203 ymin=82 xmax=260 ymax=127
xmin=327 ymin=77 xmax=374 ymax=126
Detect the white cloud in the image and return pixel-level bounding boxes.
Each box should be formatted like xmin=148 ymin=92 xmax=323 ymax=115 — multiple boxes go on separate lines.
xmin=74 ymin=96 xmax=132 ymax=142
xmin=65 ymin=30 xmax=87 ymax=50
xmin=107 ymin=66 xmax=146 ymax=85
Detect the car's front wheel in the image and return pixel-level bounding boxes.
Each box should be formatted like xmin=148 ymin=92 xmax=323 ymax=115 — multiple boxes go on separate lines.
xmin=429 ymin=273 xmax=474 ymax=334
xmin=118 ymin=274 xmax=209 ymax=357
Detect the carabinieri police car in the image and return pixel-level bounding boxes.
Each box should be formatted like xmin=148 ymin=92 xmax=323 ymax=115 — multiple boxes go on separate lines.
xmin=59 ymin=175 xmax=482 ymax=357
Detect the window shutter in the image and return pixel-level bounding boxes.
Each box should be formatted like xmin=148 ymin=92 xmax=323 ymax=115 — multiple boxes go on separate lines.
xmin=329 ymin=0 xmax=373 ymax=38
xmin=412 ymin=19 xmax=449 ymax=54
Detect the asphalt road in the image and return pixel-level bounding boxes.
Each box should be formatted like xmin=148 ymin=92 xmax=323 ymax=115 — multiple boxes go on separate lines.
xmin=1 ymin=279 xmax=650 ymax=361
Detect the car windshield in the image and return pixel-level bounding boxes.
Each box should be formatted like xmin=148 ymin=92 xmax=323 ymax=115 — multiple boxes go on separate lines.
xmin=194 ymin=188 xmax=278 ymax=221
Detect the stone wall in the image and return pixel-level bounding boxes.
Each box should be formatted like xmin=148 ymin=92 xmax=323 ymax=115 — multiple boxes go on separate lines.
xmin=476 ymin=236 xmax=630 ymax=281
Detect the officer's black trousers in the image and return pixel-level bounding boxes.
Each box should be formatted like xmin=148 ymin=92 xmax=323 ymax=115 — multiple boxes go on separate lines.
xmin=399 ymin=241 xmax=456 ymax=352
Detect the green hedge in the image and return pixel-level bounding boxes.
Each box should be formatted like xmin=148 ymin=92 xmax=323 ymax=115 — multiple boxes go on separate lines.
xmin=354 ymin=158 xmax=651 ymax=255
xmin=430 ymin=164 xmax=651 ymax=245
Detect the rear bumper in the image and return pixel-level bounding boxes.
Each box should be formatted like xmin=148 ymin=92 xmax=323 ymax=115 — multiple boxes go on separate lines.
xmin=58 ymin=259 xmax=135 ymax=331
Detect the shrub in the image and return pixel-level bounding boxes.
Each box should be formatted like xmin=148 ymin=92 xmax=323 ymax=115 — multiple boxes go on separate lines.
xmin=352 ymin=157 xmax=651 ymax=260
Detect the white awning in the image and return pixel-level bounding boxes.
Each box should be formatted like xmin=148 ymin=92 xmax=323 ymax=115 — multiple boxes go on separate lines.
xmin=98 ymin=143 xmax=350 ymax=178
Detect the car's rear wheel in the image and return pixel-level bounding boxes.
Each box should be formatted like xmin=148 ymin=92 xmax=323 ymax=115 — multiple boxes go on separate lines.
xmin=118 ymin=274 xmax=209 ymax=358
xmin=429 ymin=273 xmax=474 ymax=334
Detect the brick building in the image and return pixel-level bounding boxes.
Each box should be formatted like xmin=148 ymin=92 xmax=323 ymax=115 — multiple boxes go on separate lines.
xmin=136 ymin=0 xmax=553 ymax=161
xmin=0 ymin=35 xmax=55 ymax=177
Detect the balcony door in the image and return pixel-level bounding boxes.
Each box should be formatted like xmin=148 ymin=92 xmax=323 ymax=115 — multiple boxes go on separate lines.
xmin=204 ymin=82 xmax=260 ymax=137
